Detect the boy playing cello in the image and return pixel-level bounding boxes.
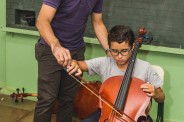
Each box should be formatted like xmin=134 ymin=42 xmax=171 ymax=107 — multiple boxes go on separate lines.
xmin=67 ymin=25 xmax=165 ymax=122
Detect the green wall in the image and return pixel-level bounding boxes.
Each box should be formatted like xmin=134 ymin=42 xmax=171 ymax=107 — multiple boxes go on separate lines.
xmin=5 ymin=33 xmax=38 ymax=93
xmin=138 ymin=51 xmax=184 ymax=121
xmin=0 ymin=0 xmax=6 ymax=86
xmin=1 ymin=0 xmax=184 ymax=121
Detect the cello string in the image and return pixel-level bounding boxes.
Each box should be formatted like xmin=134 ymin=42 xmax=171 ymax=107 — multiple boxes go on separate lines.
xmin=108 ymin=110 xmax=114 ymax=122
xmin=112 ymin=41 xmax=141 ymax=122
xmin=109 ymin=109 xmax=118 ymax=121
xmin=115 ymin=43 xmax=136 ymax=109
xmin=109 ymin=110 xmax=131 ymax=122
xmin=115 ymin=42 xmax=136 ymax=108
xmin=115 ymin=40 xmax=140 ymax=109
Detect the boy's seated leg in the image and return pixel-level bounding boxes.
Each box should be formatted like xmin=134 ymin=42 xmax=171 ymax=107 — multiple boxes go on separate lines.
xmin=81 ymin=109 xmax=101 ymax=122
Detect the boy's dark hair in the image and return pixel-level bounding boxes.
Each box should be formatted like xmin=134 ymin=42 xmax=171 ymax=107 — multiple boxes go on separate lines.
xmin=108 ymin=25 xmax=135 ymax=48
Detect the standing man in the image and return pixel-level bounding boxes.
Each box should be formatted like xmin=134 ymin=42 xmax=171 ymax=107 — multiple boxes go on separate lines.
xmin=34 ymin=0 xmax=109 ymax=122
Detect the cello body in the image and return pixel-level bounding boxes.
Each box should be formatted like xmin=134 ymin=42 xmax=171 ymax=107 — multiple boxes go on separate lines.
xmin=73 ymin=81 xmax=101 ymax=119
xmin=99 ymin=76 xmax=151 ymax=122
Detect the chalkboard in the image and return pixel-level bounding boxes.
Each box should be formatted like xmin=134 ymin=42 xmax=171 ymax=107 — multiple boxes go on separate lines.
xmin=85 ymin=0 xmax=184 ymax=49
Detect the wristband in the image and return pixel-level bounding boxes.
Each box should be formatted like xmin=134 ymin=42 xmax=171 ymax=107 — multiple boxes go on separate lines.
xmin=105 ymin=48 xmax=109 ymax=54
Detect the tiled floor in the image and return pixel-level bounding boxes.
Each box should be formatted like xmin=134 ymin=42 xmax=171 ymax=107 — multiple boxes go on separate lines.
xmin=0 ymin=94 xmax=80 ymax=122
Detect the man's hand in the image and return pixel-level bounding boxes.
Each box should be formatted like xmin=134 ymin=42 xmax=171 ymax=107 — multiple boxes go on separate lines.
xmin=66 ymin=60 xmax=82 ymax=76
xmin=51 ymin=45 xmax=72 ymax=67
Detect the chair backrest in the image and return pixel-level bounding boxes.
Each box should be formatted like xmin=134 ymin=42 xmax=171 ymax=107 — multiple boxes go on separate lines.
xmin=151 ymin=65 xmax=164 ymax=88
xmin=151 ymin=65 xmax=165 ymax=122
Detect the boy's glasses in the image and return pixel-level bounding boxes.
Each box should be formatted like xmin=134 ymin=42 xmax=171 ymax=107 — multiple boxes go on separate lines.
xmin=109 ymin=48 xmax=132 ymax=56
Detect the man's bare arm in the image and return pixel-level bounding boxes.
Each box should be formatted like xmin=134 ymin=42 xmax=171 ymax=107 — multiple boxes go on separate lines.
xmin=36 ymin=4 xmax=72 ymax=66
xmin=92 ymin=13 xmax=109 ymax=52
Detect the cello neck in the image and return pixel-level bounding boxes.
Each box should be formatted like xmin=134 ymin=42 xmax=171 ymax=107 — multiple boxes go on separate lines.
xmin=114 ymin=41 xmax=140 ymax=110
xmin=114 ymin=27 xmax=146 ymax=111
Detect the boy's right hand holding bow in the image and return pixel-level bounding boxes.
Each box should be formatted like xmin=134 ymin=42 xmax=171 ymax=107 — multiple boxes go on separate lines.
xmin=66 ymin=60 xmax=82 ymax=76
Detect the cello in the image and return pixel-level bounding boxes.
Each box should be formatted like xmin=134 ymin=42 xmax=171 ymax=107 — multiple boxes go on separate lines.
xmin=98 ymin=27 xmax=152 ymax=122
xmin=74 ymin=27 xmax=153 ymax=121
